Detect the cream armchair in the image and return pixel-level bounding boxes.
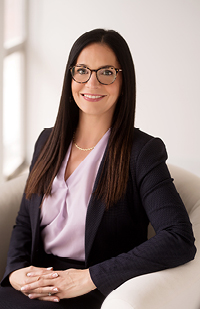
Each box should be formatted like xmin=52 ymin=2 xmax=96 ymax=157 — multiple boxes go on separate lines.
xmin=0 ymin=165 xmax=200 ymax=308
xmin=101 ymin=165 xmax=200 ymax=309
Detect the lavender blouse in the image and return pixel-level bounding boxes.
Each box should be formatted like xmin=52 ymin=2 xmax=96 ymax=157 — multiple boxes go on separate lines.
xmin=40 ymin=129 xmax=110 ymax=261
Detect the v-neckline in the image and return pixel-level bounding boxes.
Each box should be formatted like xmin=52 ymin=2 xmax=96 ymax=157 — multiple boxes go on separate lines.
xmin=58 ymin=129 xmax=110 ymax=184
xmin=64 ymin=142 xmax=95 ymax=183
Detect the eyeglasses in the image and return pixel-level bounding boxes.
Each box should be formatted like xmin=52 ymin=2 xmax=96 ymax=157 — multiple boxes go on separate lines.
xmin=70 ymin=65 xmax=122 ymax=85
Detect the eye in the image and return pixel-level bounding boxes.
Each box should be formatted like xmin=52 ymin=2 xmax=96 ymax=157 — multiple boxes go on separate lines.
xmin=77 ymin=67 xmax=88 ymax=75
xmin=101 ymin=69 xmax=114 ymax=76
xmin=98 ymin=67 xmax=115 ymax=77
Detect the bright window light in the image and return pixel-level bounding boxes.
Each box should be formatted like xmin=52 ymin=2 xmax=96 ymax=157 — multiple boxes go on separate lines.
xmin=4 ymin=0 xmax=25 ymax=44
xmin=3 ymin=52 xmax=24 ymax=177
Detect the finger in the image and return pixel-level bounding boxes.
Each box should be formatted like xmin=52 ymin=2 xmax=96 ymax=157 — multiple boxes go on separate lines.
xmin=26 ymin=272 xmax=58 ymax=284
xmin=26 ymin=267 xmax=53 ymax=277
xmin=24 ymin=273 xmax=58 ymax=286
xmin=38 ymin=272 xmax=59 ymax=280
xmin=21 ymin=278 xmax=58 ymax=293
xmin=29 ymin=293 xmax=60 ymax=302
xmin=27 ymin=286 xmax=59 ymax=296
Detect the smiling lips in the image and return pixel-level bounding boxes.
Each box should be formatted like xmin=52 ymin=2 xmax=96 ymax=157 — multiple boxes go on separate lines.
xmin=81 ymin=93 xmax=106 ymax=102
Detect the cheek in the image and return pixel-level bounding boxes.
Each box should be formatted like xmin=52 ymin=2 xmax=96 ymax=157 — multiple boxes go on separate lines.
xmin=71 ymin=81 xmax=82 ymax=98
xmin=108 ymin=80 xmax=122 ymax=100
xmin=111 ymin=74 xmax=122 ymax=96
xmin=117 ymin=75 xmax=123 ymax=95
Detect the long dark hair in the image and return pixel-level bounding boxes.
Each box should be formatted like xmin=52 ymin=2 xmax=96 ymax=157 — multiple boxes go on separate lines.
xmin=25 ymin=29 xmax=136 ymax=208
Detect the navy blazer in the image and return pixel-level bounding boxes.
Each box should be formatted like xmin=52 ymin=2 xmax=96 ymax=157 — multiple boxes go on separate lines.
xmin=1 ymin=128 xmax=196 ymax=296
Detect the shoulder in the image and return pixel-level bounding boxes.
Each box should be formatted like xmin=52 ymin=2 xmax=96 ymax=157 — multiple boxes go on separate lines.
xmin=131 ymin=128 xmax=167 ymax=161
xmin=30 ymin=127 xmax=53 ymax=169
xmin=34 ymin=127 xmax=52 ymax=155
xmin=36 ymin=126 xmax=52 ymax=143
xmin=130 ymin=128 xmax=168 ymax=178
xmin=36 ymin=127 xmax=52 ymax=144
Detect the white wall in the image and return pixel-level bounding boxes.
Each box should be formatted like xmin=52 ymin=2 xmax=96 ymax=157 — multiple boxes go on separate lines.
xmin=26 ymin=0 xmax=200 ymax=177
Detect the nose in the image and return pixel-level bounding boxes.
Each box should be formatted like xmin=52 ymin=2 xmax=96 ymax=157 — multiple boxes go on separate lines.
xmin=85 ymin=71 xmax=100 ymax=88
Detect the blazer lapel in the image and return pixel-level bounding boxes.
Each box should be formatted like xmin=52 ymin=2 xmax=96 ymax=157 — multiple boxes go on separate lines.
xmin=30 ymin=194 xmax=43 ymax=260
xmin=85 ymin=144 xmax=108 ymax=264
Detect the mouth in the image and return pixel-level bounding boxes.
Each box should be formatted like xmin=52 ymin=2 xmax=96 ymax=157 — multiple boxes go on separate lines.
xmin=81 ymin=93 xmax=106 ymax=102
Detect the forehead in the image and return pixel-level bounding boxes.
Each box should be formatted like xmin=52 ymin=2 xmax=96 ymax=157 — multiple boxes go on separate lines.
xmin=76 ymin=43 xmax=120 ymax=68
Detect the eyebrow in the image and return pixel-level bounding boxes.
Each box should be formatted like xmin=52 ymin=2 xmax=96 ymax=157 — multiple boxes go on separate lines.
xmin=76 ymin=64 xmax=115 ymax=69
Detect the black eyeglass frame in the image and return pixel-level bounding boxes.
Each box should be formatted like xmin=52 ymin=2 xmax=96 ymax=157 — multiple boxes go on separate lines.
xmin=70 ymin=65 xmax=122 ymax=85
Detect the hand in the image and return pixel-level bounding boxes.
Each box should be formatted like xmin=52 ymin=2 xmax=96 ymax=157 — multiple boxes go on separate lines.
xmin=21 ymin=268 xmax=96 ymax=301
xmin=9 ymin=266 xmax=60 ymax=302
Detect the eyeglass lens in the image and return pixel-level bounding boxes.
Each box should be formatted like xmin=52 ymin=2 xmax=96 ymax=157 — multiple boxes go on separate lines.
xmin=71 ymin=66 xmax=117 ymax=85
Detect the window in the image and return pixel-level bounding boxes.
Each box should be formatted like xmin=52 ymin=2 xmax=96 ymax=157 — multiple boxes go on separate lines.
xmin=0 ymin=0 xmax=27 ymax=181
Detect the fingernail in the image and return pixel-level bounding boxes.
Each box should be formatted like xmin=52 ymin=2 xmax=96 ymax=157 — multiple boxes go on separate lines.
xmin=27 ymin=273 xmax=31 ymax=277
xmin=21 ymin=286 xmax=25 ymax=291
xmin=52 ymin=273 xmax=58 ymax=278
xmin=54 ymin=298 xmax=59 ymax=302
xmin=47 ymin=267 xmax=53 ymax=270
xmin=52 ymin=287 xmax=58 ymax=292
xmin=28 ymin=294 xmax=33 ymax=299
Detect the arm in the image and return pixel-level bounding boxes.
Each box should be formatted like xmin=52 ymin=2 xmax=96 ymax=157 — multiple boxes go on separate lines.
xmin=89 ymin=137 xmax=196 ymax=296
xmin=1 ymin=129 xmax=51 ymax=286
xmin=2 ymin=128 xmax=96 ymax=301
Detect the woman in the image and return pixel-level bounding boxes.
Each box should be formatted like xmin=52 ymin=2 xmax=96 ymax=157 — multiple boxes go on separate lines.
xmin=0 ymin=29 xmax=196 ymax=308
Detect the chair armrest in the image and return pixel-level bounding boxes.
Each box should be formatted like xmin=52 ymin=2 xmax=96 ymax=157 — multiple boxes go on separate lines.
xmin=101 ymin=259 xmax=200 ymax=309
xmin=0 ymin=173 xmax=27 ymax=280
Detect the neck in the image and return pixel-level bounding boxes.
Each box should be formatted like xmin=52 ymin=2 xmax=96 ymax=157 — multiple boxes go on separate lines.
xmin=74 ymin=113 xmax=111 ymax=149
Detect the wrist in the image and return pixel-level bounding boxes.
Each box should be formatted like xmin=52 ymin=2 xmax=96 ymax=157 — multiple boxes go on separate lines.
xmin=86 ymin=269 xmax=96 ymax=291
xmin=9 ymin=270 xmax=16 ymax=285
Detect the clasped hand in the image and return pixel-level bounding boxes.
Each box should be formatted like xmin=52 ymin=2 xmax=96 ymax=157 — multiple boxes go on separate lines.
xmin=9 ymin=266 xmax=96 ymax=302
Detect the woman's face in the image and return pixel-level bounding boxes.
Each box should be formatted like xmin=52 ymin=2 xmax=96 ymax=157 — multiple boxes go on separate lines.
xmin=71 ymin=43 xmax=122 ymax=120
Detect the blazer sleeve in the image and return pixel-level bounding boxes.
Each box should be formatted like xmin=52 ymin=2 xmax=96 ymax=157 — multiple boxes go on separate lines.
xmin=1 ymin=129 xmax=51 ymax=286
xmin=89 ymin=137 xmax=196 ymax=296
